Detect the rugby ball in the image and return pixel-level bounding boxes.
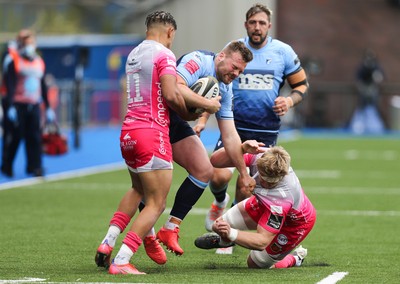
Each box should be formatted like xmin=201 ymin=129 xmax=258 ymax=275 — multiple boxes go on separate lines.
xmin=190 ymin=76 xmax=219 ymax=114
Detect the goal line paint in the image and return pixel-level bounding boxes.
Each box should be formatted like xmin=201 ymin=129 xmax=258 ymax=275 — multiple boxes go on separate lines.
xmin=316 ymin=272 xmax=349 ymax=284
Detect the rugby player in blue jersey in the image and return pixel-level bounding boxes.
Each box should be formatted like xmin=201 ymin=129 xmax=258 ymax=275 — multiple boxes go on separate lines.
xmin=155 ymin=41 xmax=256 ymax=256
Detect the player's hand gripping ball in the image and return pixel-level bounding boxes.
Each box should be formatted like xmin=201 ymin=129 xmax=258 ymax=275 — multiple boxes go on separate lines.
xmin=190 ymin=76 xmax=220 ymax=114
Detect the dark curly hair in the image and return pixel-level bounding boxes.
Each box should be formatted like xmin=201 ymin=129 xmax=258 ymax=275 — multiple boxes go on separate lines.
xmin=145 ymin=11 xmax=177 ymax=30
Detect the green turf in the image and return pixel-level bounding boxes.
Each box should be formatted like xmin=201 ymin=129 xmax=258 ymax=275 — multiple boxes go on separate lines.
xmin=0 ymin=136 xmax=399 ymax=283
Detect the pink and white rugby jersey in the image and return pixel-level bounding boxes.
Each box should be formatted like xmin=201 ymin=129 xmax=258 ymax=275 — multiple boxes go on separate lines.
xmin=244 ymin=152 xmax=315 ymax=232
xmin=122 ymin=40 xmax=177 ymax=133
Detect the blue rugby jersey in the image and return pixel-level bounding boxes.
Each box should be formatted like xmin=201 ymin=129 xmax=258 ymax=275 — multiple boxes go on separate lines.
xmin=233 ymin=37 xmax=301 ymax=133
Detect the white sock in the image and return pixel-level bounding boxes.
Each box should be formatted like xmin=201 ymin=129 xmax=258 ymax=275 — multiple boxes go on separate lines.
xmin=219 ymin=239 xmax=233 ymax=246
xmin=146 ymin=227 xmax=156 ymax=237
xmin=215 ymin=194 xmax=229 ymax=207
xmin=164 ymin=216 xmax=181 ymax=230
xmin=101 ymin=225 xmax=121 ymax=248
xmin=113 ymin=244 xmax=134 ymax=265
xmin=294 ymin=255 xmax=303 ymax=267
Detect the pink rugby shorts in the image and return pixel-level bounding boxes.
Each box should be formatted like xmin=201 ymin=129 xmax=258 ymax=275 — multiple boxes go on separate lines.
xmin=120 ymin=128 xmax=173 ymax=172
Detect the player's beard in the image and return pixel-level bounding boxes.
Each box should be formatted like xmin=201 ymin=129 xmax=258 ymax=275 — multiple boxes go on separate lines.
xmin=249 ymin=33 xmax=267 ymax=47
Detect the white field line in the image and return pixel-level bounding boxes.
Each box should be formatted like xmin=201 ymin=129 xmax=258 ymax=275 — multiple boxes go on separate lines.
xmin=304 ymin=186 xmax=400 ymax=195
xmin=296 ymin=170 xmax=341 ymax=178
xmin=1 ymin=167 xmax=399 ymax=218
xmin=0 ymin=162 xmax=125 ymax=191
xmin=0 ymin=168 xmax=340 ymax=191
xmin=189 ymin=208 xmax=400 ymax=217
xmin=317 ymin=210 xmax=400 ymax=217
xmin=0 ymin=280 xmax=136 ymax=284
xmin=316 ymin=271 xmax=349 ymax=284
xmin=0 ymin=272 xmax=349 ymax=284
xmin=0 ymin=167 xmax=391 ymax=191
xmin=0 ymin=278 xmax=46 ymax=284
xmin=0 ymin=272 xmax=351 ymax=284
xmin=6 ymin=182 xmax=400 ymax=196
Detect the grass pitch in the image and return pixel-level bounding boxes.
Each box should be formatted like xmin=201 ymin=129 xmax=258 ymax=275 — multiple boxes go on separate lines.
xmin=0 ymin=135 xmax=399 ymax=283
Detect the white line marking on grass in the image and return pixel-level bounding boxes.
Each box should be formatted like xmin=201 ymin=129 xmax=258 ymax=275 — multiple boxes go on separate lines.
xmin=296 ymin=170 xmax=341 ymax=179
xmin=38 ymin=283 xmax=136 ymax=284
xmin=320 ymin=210 xmax=400 ymax=216
xmin=345 ymin=149 xmax=397 ymax=160
xmin=0 ymin=280 xmax=137 ymax=284
xmin=0 ymin=162 xmax=125 ymax=191
xmin=189 ymin=208 xmax=400 ymax=217
xmin=316 ymin=271 xmax=348 ymax=284
xmin=0 ymin=278 xmax=46 ymax=283
xmin=0 ymin=272 xmax=350 ymax=284
xmin=305 ymin=186 xmax=400 ymax=195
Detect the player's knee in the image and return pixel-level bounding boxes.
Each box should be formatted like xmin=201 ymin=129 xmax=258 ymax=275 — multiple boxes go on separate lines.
xmin=196 ymin=165 xmax=213 ymax=182
xmin=248 ymin=250 xmax=276 ymax=269
xmin=144 ymin=197 xmax=167 ymax=215
xmin=247 ymin=255 xmax=262 ymax=269
xmin=211 ymin=169 xmax=233 ymax=189
xmin=237 ymin=186 xmax=252 ymax=198
xmin=221 ymin=205 xmax=248 ymax=230
xmin=209 ymin=178 xmax=226 ymax=190
xmin=187 ymin=161 xmax=213 ymax=182
xmin=204 ymin=165 xmax=214 ymax=180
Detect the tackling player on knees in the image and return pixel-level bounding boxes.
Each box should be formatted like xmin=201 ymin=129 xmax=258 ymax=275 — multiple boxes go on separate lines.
xmin=195 ymin=141 xmax=316 ymax=269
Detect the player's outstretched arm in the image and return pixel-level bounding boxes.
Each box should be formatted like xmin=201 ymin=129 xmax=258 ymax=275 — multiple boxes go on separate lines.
xmin=213 ymin=219 xmax=275 ymax=251
xmin=210 ymin=140 xmax=265 ymax=168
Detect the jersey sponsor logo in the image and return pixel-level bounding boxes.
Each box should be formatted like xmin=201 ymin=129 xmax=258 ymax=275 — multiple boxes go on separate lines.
xmin=270 ymin=242 xmax=282 ymax=253
xmin=166 ymin=56 xmax=175 ymax=67
xmin=125 ymin=117 xmax=137 ymax=123
xmin=266 ymin=213 xmax=283 ymax=229
xmin=184 ymin=59 xmax=200 ymax=75
xmin=254 ymin=187 xmax=269 ymax=197
xmin=249 ymin=198 xmax=259 ymax=211
xmin=288 ymin=212 xmax=298 ymax=221
xmin=159 ymin=131 xmax=166 ymax=155
xmin=277 ymin=234 xmax=288 ymax=245
xmin=127 ymin=51 xmax=143 ymax=73
xmin=165 ymin=56 xmax=176 ymax=72
xmin=127 ymin=57 xmax=141 ymax=68
xmin=120 ymin=136 xmax=137 ymax=150
xmin=270 ymin=205 xmax=283 ymax=214
xmin=154 ymin=82 xmax=168 ymax=127
xmin=237 ymin=72 xmax=274 ymax=90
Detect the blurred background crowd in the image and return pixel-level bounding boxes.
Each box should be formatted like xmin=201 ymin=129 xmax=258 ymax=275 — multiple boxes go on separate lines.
xmin=1 ymin=0 xmax=399 ymax=137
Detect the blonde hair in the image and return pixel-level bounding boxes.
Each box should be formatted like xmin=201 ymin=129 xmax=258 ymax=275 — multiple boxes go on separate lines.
xmin=256 ymin=146 xmax=290 ymax=184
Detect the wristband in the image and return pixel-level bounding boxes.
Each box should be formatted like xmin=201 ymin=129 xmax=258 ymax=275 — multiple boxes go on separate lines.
xmin=228 ymin=228 xmax=238 ymax=241
xmin=286 ymin=96 xmax=294 ymax=108
xmin=290 ymin=89 xmax=305 ymax=98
